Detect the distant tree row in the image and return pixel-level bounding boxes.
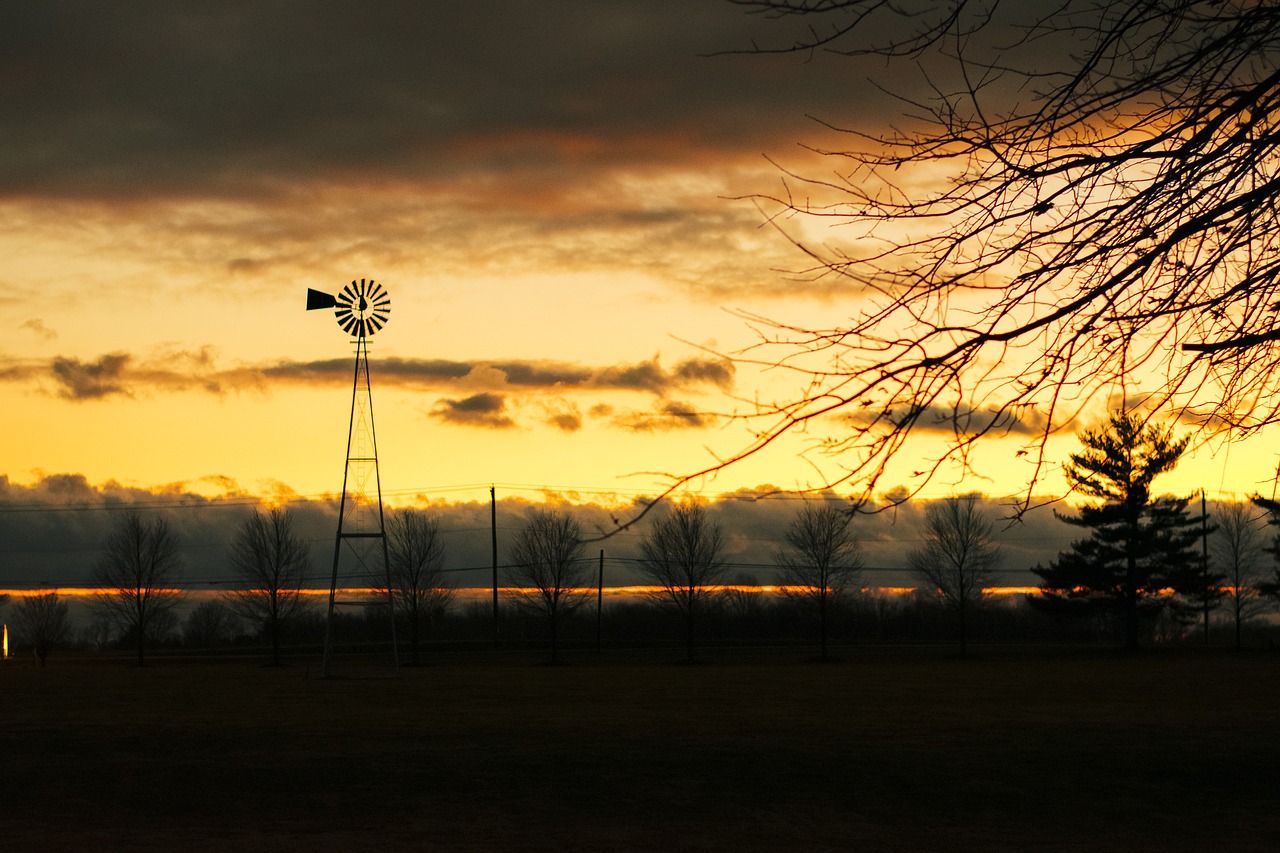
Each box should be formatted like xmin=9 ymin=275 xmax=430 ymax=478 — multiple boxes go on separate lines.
xmin=13 ymin=409 xmax=1280 ymax=665
xmin=507 ymin=500 xmax=871 ymax=663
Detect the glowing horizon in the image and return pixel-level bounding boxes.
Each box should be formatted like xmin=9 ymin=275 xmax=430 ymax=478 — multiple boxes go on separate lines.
xmin=3 ymin=2 xmax=1279 ymax=599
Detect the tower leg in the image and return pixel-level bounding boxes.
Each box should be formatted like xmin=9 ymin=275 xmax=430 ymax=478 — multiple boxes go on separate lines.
xmin=320 ymin=332 xmax=398 ymax=677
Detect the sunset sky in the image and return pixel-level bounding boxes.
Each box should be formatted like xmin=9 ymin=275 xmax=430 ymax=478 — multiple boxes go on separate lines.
xmin=3 ymin=2 xmax=1279 ymax=590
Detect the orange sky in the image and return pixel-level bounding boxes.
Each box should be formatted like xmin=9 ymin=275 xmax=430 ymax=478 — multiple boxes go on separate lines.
xmin=2 ymin=2 xmax=1278 ymax=518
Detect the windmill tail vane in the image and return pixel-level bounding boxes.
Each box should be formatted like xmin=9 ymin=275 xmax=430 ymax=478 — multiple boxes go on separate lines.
xmin=306 ymin=278 xmax=391 ymax=338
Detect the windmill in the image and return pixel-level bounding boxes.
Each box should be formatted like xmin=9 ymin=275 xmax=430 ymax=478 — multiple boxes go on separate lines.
xmin=307 ymin=278 xmax=398 ymax=675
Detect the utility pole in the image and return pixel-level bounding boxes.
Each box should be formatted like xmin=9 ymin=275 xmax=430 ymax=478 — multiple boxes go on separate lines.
xmin=491 ymin=485 xmax=499 ymax=644
xmin=596 ymin=549 xmax=604 ymax=652
xmin=1201 ymin=489 xmax=1210 ymax=646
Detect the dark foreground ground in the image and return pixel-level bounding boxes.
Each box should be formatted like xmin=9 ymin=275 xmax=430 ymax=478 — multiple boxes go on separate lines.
xmin=2 ymin=646 xmax=1277 ymax=852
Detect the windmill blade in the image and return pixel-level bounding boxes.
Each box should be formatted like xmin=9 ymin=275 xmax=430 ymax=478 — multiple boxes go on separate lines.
xmin=306 ymin=289 xmax=337 ymax=311
xmin=312 ymin=277 xmax=393 ymax=337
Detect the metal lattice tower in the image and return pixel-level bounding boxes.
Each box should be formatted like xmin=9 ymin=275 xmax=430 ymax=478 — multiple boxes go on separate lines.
xmin=306 ymin=279 xmax=398 ymax=676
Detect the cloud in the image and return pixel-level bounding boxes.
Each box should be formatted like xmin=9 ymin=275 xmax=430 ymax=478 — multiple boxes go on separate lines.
xmin=0 ymin=3 xmax=879 ymax=202
xmin=17 ymin=350 xmax=732 ymax=399
xmin=582 ymin=355 xmax=734 ymax=394
xmin=0 ymin=471 xmax=1176 ymax=594
xmin=611 ymin=400 xmax=711 ymax=431
xmin=50 ymin=353 xmax=131 ymax=400
xmin=36 ymin=349 xmax=265 ymax=401
xmin=842 ymin=402 xmax=1049 ymax=438
xmin=542 ymin=399 xmax=583 ymax=432
xmin=673 ymin=357 xmax=734 ymax=390
xmin=0 ymin=2 xmax=950 ymax=311
xmin=430 ymin=392 xmax=516 ymax=429
xmin=20 ymin=319 xmax=56 ymax=341
xmin=594 ymin=357 xmax=699 ymax=394
xmin=0 ymin=348 xmax=734 ymax=435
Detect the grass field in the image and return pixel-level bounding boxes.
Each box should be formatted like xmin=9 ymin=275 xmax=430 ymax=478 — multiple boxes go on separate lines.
xmin=3 ymin=646 xmax=1278 ymax=851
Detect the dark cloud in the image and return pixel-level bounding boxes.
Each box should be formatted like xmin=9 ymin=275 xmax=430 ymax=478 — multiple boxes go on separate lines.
xmin=263 ymin=353 xmax=733 ymax=399
xmin=843 ymin=402 xmax=1050 ymax=438
xmin=24 ymin=351 xmax=731 ymax=398
xmin=673 ymin=357 xmax=734 ymax=390
xmin=38 ymin=350 xmax=264 ymax=401
xmin=547 ymin=412 xmax=583 ymax=432
xmin=590 ymin=356 xmax=733 ymax=394
xmin=50 ymin=353 xmax=131 ymax=400
xmin=0 ymin=2 xmax=879 ymax=201
xmin=611 ymin=400 xmax=711 ymax=432
xmin=542 ymin=400 xmax=583 ymax=433
xmin=0 ymin=474 xmax=1101 ymax=594
xmin=431 ymin=392 xmax=515 ymax=429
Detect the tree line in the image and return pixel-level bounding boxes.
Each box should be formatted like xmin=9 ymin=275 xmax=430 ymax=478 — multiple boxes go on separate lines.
xmin=7 ymin=409 xmax=1280 ymax=665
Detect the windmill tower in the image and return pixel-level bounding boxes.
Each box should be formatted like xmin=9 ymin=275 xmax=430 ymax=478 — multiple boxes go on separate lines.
xmin=306 ymin=279 xmax=398 ymax=676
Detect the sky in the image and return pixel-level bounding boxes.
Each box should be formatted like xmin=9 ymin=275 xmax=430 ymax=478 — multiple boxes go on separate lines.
xmin=2 ymin=2 xmax=1279 ymax=590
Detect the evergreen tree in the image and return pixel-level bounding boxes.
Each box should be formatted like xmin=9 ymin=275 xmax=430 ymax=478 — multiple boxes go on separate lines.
xmin=1033 ymin=412 xmax=1203 ymax=649
xmin=1248 ymin=495 xmax=1280 ymax=602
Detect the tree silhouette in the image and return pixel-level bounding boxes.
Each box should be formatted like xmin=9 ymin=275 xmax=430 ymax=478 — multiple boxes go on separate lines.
xmin=663 ymin=2 xmax=1280 ymax=509
xmin=507 ymin=509 xmax=591 ymax=664
xmin=908 ymin=495 xmax=999 ymax=656
xmin=225 ymin=507 xmax=310 ymax=666
xmin=183 ymin=600 xmax=238 ymax=649
xmin=1214 ymin=501 xmax=1268 ymax=649
xmin=12 ymin=592 xmax=70 ymax=667
xmin=638 ymin=502 xmax=728 ymax=661
xmin=1245 ymin=494 xmax=1280 ymax=619
xmin=91 ymin=511 xmax=184 ymax=666
xmin=379 ymin=509 xmax=454 ymax=666
xmin=776 ymin=502 xmax=864 ymax=659
xmin=1034 ymin=411 xmax=1202 ymax=649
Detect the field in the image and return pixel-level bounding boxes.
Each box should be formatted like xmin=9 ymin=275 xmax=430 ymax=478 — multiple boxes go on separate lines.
xmin=3 ymin=647 xmax=1278 ymax=851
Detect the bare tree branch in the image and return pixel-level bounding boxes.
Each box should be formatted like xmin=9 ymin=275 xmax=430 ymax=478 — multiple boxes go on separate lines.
xmin=657 ymin=1 xmax=1280 ymax=514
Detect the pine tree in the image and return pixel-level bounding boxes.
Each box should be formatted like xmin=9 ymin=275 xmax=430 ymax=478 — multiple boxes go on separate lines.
xmin=1248 ymin=495 xmax=1280 ymax=602
xmin=1033 ymin=411 xmax=1203 ymax=649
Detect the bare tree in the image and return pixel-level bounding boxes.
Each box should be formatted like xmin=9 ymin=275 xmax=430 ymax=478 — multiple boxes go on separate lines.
xmin=638 ymin=502 xmax=728 ymax=661
xmin=1214 ymin=501 xmax=1268 ymax=649
xmin=776 ymin=502 xmax=864 ymax=659
xmin=12 ymin=592 xmax=71 ymax=667
xmin=909 ymin=495 xmax=1000 ymax=656
xmin=184 ymin=599 xmax=239 ymax=649
xmin=646 ymin=2 xmax=1280 ymax=511
xmin=722 ymin=571 xmax=767 ymax=624
xmin=91 ymin=511 xmax=184 ymax=666
xmin=225 ymin=507 xmax=311 ymax=666
xmin=507 ymin=509 xmax=591 ymax=664
xmin=377 ymin=509 xmax=454 ymax=666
